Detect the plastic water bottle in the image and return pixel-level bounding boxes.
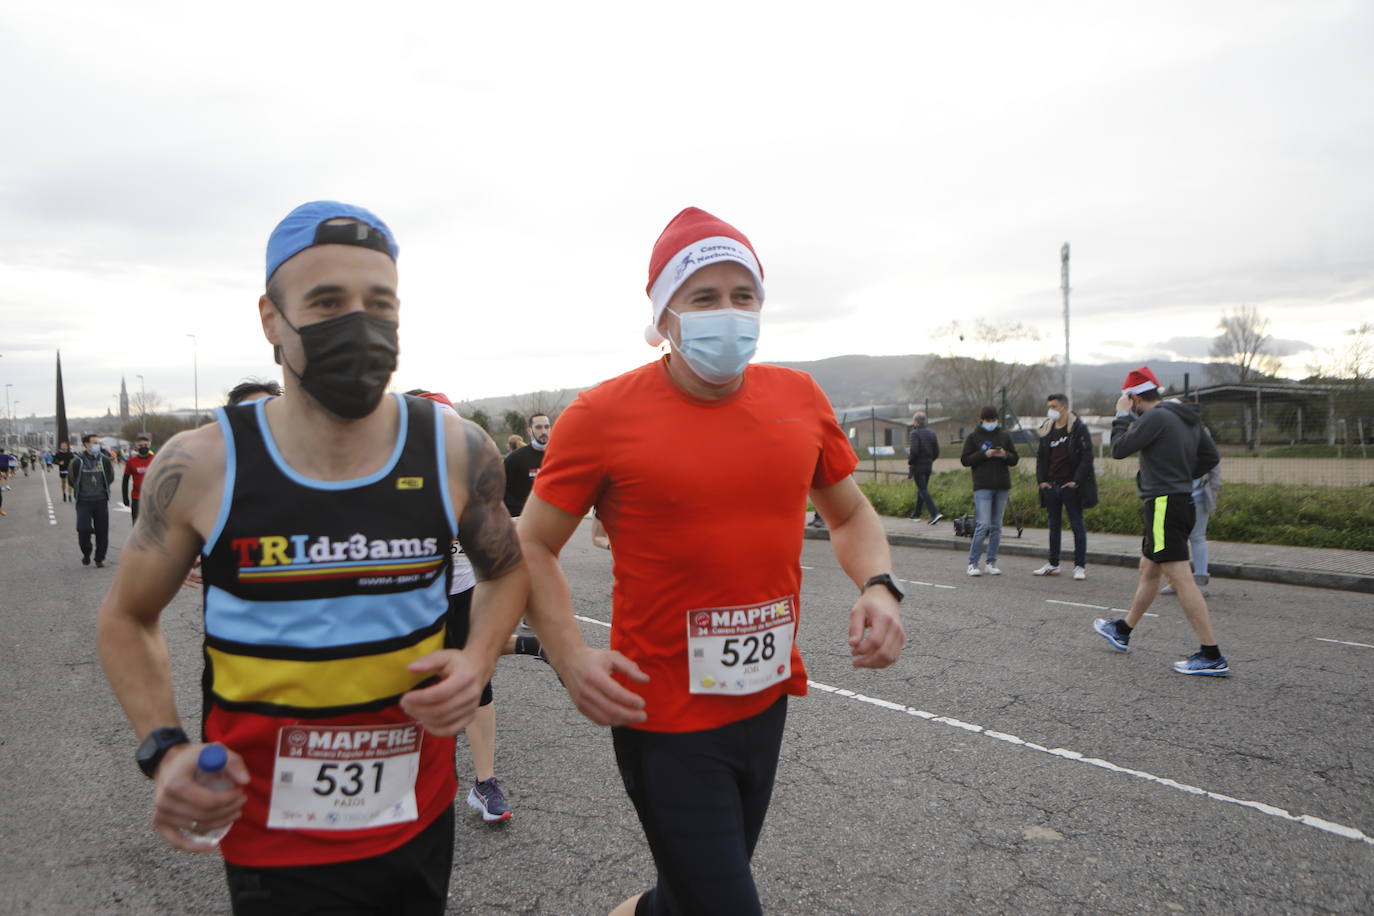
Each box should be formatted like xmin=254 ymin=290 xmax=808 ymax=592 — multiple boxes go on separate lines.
xmin=181 ymin=744 xmax=235 ymax=847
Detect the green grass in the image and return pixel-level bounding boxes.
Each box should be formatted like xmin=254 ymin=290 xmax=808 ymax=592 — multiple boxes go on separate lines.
xmin=1260 ymin=444 xmax=1372 ymax=458
xmin=860 ymin=471 xmax=1374 ymax=551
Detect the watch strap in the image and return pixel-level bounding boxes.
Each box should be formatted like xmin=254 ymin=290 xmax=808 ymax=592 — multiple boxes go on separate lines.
xmin=137 ymin=726 xmax=191 ymax=779
xmin=862 ymin=573 xmax=904 ymax=602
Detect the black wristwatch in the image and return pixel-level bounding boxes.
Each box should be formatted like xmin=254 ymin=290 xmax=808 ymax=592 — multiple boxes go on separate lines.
xmin=136 ymin=726 xmax=191 ymax=778
xmin=862 ymin=573 xmax=905 ymax=603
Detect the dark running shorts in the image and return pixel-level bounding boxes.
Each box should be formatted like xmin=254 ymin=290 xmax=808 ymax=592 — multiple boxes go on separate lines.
xmin=443 ymin=587 xmax=493 ymax=707
xmin=1140 ymin=493 xmax=1195 ymax=564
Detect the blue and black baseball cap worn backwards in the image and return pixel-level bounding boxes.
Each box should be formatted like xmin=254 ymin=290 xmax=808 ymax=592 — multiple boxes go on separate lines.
xmin=265 ymin=200 xmax=399 ymax=283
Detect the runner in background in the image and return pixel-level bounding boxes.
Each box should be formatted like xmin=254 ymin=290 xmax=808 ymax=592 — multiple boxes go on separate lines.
xmin=53 ymin=441 xmax=74 ymax=502
xmin=122 ymin=433 xmax=155 ymax=524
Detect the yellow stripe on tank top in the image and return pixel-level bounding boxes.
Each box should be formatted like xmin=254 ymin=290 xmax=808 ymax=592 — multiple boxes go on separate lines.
xmin=206 ymin=629 xmax=445 ymax=709
xmin=1152 ymin=495 xmax=1167 ymax=555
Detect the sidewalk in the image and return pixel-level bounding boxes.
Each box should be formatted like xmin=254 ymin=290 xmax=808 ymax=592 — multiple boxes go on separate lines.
xmin=805 ymin=514 xmax=1374 ymax=594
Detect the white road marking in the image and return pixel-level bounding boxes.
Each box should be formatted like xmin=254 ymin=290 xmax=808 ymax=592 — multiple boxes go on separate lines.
xmin=39 ymin=469 xmax=57 ymax=526
xmin=800 ymin=565 xmax=815 ymax=570
xmin=571 ymin=612 xmax=1370 ymax=846
xmin=899 ymin=578 xmax=958 ymax=590
xmin=1313 ymin=637 xmax=1374 ymax=650
xmin=1047 ymin=599 xmax=1157 ymax=618
xmin=114 ymin=505 xmax=131 ymax=514
xmin=805 ymin=680 xmax=1374 ymax=847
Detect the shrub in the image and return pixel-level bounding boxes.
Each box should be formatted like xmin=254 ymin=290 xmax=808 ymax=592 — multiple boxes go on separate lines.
xmin=861 ymin=471 xmax=1374 ymax=551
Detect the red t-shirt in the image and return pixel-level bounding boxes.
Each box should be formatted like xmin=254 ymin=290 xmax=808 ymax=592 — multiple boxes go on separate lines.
xmin=125 ymin=451 xmax=155 ymax=499
xmin=534 ymin=358 xmax=857 ymax=733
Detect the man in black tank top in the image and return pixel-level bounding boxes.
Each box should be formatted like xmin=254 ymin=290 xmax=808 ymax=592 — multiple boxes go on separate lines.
xmin=97 ymin=201 xmax=529 ymax=914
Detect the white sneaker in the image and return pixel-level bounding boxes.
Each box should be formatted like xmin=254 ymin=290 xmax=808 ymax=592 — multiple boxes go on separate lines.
xmin=1031 ymin=564 xmax=1061 ymax=577
xmin=967 ymin=564 xmax=982 ymax=577
xmin=985 ymin=564 xmax=1002 ymax=576
xmin=1073 ymin=566 xmax=1087 ymax=580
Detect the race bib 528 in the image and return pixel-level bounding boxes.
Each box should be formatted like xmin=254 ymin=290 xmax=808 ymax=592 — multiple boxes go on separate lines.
xmin=686 ymin=596 xmax=795 ymax=696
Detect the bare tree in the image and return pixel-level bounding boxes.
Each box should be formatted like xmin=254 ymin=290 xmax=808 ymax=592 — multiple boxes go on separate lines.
xmin=912 ymin=320 xmax=1052 ymax=422
xmin=514 ymin=389 xmax=574 ymax=422
xmin=1207 ymin=305 xmax=1281 ymax=383
xmin=503 ymin=409 xmax=526 ymax=437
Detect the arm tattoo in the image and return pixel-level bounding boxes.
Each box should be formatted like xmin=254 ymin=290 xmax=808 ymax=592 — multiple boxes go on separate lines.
xmin=125 ymin=440 xmax=194 ymax=556
xmin=457 ymin=423 xmax=523 ymax=580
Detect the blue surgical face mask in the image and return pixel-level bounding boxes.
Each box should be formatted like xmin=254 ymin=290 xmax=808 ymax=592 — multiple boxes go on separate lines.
xmin=666 ymin=307 xmax=760 ymax=385
xmin=981 ymin=421 xmax=998 ymax=431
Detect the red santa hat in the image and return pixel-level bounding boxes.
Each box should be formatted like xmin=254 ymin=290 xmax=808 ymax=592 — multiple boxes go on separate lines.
xmin=1121 ymin=366 xmax=1162 ymax=395
xmin=643 ymin=207 xmax=764 ymax=346
xmin=412 ymin=389 xmax=459 ymax=416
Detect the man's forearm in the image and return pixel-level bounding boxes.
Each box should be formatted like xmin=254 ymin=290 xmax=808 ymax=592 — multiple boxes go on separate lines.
xmin=828 ymin=501 xmax=894 ymax=586
xmin=464 ymin=566 xmax=530 ymax=673
xmin=97 ymin=608 xmax=181 ymax=739
xmin=521 ymin=542 xmax=591 ymax=667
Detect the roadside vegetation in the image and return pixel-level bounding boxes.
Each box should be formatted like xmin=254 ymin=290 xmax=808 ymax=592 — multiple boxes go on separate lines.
xmin=857 ymin=471 xmax=1374 ymax=551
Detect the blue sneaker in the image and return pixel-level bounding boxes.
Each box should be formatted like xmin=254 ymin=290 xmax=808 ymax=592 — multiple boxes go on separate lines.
xmin=1093 ymin=618 xmax=1130 ymax=652
xmin=1172 ymin=652 xmax=1230 ymax=677
xmin=467 ymin=777 xmax=512 ymax=822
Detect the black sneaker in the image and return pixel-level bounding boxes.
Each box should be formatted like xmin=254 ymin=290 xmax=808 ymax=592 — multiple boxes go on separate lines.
xmin=81 ymin=555 xmax=91 ymax=566
xmin=929 ymin=513 xmax=944 ymax=525
xmin=95 ymin=560 xmax=105 ymax=568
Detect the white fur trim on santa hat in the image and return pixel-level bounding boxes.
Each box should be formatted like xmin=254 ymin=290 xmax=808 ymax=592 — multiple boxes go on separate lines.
xmin=645 ymin=236 xmax=764 ymax=345
xmin=1122 ymin=379 xmax=1159 ymax=395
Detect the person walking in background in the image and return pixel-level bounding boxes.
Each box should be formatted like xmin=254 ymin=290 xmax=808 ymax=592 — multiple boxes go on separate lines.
xmin=71 ymin=433 xmax=115 ymax=567
xmin=506 ymin=433 xmax=526 ymax=454
xmin=906 ymin=412 xmax=943 ymax=524
xmin=503 ymin=414 xmax=550 ymax=516
xmin=121 ymin=433 xmax=155 ymax=524
xmin=961 ymin=406 xmax=1019 ymax=577
xmin=1162 ymin=425 xmax=1221 ymax=598
xmin=1092 ymin=366 xmax=1228 ymax=676
xmin=1032 ymin=393 xmax=1097 ymax=581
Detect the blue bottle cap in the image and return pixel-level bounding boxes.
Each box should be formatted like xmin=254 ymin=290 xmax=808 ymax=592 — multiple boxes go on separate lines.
xmin=198 ymin=743 xmax=228 ymax=773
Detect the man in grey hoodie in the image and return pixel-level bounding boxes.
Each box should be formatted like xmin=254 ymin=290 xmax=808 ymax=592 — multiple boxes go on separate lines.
xmin=1092 ymin=367 xmax=1228 ymax=676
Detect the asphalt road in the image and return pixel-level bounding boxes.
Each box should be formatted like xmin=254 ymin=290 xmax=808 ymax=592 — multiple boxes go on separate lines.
xmin=1 ymin=467 xmax=1371 ymax=914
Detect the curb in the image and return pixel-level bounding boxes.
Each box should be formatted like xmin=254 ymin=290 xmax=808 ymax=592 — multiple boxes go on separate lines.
xmin=802 ymin=528 xmax=1374 ymax=595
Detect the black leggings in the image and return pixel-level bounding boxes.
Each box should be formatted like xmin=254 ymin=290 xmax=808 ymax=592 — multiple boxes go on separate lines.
xmin=613 ymin=696 xmax=787 ymax=916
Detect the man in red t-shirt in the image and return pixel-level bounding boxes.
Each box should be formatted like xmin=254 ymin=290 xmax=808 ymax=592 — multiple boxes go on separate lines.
xmin=122 ymin=433 xmax=155 ymax=523
xmin=520 ymin=207 xmax=906 ymax=916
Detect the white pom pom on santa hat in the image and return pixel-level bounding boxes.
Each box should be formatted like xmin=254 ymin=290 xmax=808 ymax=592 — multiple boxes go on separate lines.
xmin=643 ymin=207 xmax=764 ymax=346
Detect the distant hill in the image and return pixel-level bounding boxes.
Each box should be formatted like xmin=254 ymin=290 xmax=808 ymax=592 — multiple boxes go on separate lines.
xmin=452 ymin=355 xmax=1222 ymax=419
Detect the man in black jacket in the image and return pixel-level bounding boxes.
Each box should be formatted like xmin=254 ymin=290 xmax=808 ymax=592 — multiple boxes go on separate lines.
xmin=70 ymin=433 xmax=116 ymax=567
xmin=1032 ymin=394 xmax=1097 ymax=580
xmin=960 ymin=406 xmax=1019 ymax=576
xmin=1092 ymin=367 xmax=1228 ymax=676
xmin=906 ymin=412 xmax=943 ymax=524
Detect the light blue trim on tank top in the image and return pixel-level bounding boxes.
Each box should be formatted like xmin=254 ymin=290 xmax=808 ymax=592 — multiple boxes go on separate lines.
xmin=204 ymin=575 xmax=449 ymax=648
xmin=432 ymin=399 xmax=459 ymax=538
xmin=203 ymin=407 xmax=238 ymax=556
xmin=254 ymin=392 xmax=408 ymax=490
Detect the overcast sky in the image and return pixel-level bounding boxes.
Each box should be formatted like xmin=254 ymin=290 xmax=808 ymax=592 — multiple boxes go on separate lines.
xmin=2 ymin=0 xmax=1371 ymax=420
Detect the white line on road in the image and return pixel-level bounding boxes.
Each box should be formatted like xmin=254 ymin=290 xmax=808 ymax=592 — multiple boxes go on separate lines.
xmin=900 ymin=579 xmax=958 ymax=590
xmin=569 ymin=612 xmax=1372 ymax=847
xmin=805 ymin=681 xmax=1374 ymax=847
xmin=1313 ymin=637 xmax=1374 ymax=650
xmin=1047 ymin=599 xmax=1157 ymax=618
xmin=39 ymin=468 xmax=56 ymax=526
xmin=800 ymin=565 xmax=815 ymax=570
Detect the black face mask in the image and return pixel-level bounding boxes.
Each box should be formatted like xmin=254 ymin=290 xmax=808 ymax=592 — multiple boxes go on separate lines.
xmin=275 ymin=310 xmax=399 ymax=419
xmin=137 ymin=446 xmax=150 ymax=456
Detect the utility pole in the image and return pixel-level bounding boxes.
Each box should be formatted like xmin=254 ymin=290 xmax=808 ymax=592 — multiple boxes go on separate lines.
xmin=4 ymin=383 xmax=12 ymax=447
xmin=137 ymin=374 xmax=147 ymax=432
xmin=187 ymin=334 xmax=199 ymax=425
xmin=1061 ymin=242 xmax=1072 ymax=408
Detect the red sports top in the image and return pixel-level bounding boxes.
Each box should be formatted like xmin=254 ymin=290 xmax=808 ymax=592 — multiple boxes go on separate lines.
xmin=124 ymin=451 xmax=155 ymax=499
xmin=534 ymin=358 xmax=856 ymax=733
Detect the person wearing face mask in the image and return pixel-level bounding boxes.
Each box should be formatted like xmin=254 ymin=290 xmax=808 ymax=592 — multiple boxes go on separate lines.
xmin=97 ymin=201 xmax=530 ymax=914
xmin=122 ymin=433 xmax=155 ymax=524
xmin=517 ymin=207 xmax=906 ymax=916
xmin=71 ymin=433 xmax=115 ymax=567
xmin=1092 ymin=367 xmax=1227 ymax=676
xmin=502 ymin=412 xmax=551 ymax=516
xmin=1032 ymin=394 xmax=1097 ymax=580
xmin=960 ymin=406 xmax=1020 ymax=576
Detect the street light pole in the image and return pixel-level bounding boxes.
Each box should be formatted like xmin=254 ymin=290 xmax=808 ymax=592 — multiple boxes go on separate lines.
xmin=12 ymin=401 xmax=19 ymax=447
xmin=187 ymin=334 xmax=199 ymax=425
xmin=136 ymin=374 xmax=147 ymax=432
xmin=1061 ymin=243 xmax=1072 ymax=409
xmin=4 ymin=383 xmax=12 ymax=447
